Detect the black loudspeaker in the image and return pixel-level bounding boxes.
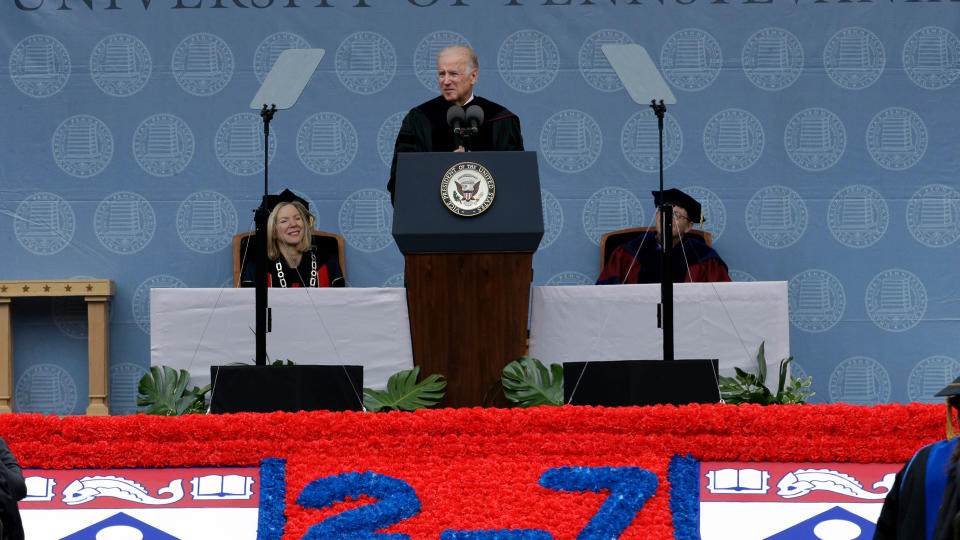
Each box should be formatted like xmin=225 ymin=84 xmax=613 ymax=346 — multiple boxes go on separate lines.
xmin=563 ymin=359 xmax=720 ymax=407
xmin=209 ymin=365 xmax=363 ymax=413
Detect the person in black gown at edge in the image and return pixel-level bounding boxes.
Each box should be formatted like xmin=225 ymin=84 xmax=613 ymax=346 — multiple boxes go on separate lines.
xmin=241 ymin=191 xmax=344 ymax=288
xmin=874 ymin=375 xmax=960 ymax=540
xmin=0 ymin=435 xmax=25 ymax=540
xmin=386 ymin=44 xmax=524 ymax=204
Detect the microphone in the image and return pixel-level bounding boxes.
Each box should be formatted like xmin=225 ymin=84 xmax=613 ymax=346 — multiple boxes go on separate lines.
xmin=464 ymin=105 xmax=484 ymax=135
xmin=446 ymin=105 xmax=466 ymax=133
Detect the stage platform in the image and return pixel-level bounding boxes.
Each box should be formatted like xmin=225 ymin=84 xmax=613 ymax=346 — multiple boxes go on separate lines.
xmin=7 ymin=403 xmax=942 ymax=539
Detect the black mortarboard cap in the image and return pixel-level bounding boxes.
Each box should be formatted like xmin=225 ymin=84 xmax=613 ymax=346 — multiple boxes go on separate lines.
xmin=935 ymin=375 xmax=960 ymax=397
xmin=652 ymin=188 xmax=703 ymax=225
xmin=265 ymin=189 xmax=310 ymax=212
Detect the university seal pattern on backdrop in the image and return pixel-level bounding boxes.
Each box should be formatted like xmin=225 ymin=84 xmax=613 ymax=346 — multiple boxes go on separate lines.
xmin=783 ymin=107 xmax=846 ymax=172
xmin=582 ymin=187 xmax=646 ymax=246
xmin=94 ymin=191 xmax=156 ymax=255
xmin=176 ymin=191 xmax=238 ymax=254
xmin=10 ymin=34 xmax=70 ymax=98
xmin=829 ymin=356 xmax=891 ymax=405
xmin=905 ymin=184 xmax=960 ymax=248
xmin=865 ymin=107 xmax=927 ymax=171
xmin=865 ymin=269 xmax=927 ymax=332
xmin=540 ymin=109 xmax=603 ymax=173
xmin=742 ymin=27 xmax=804 ymax=91
xmin=908 ymin=356 xmax=960 ymax=403
xmin=338 ymin=189 xmax=394 ymax=253
xmin=703 ymin=108 xmax=764 ymax=172
xmin=14 ymin=192 xmax=75 ymax=255
xmin=15 ymin=364 xmax=78 ymax=415
xmin=823 ymin=27 xmax=885 ymax=90
xmin=745 ymin=185 xmax=808 ymax=249
xmin=335 ymin=31 xmax=396 ymax=95
xmin=621 ymin=109 xmax=682 ymax=173
xmin=51 ymin=115 xmax=114 ymax=178
xmin=132 ymin=113 xmax=195 ymax=177
xmin=660 ymin=28 xmax=723 ymax=91
xmin=215 ymin=112 xmax=277 ymax=177
xmin=788 ymin=269 xmax=846 ymax=333
xmin=827 ymin=185 xmax=889 ymax=249
xmin=89 ymin=33 xmax=152 ymax=97
xmin=902 ymin=26 xmax=960 ymax=90
xmin=498 ymin=29 xmax=560 ymax=93
xmin=297 ymin=112 xmax=358 ymax=175
xmin=171 ymin=32 xmax=233 ymax=97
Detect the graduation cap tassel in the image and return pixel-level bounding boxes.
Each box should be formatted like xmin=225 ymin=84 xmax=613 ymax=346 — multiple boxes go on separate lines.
xmin=948 ymin=397 xmax=958 ymax=440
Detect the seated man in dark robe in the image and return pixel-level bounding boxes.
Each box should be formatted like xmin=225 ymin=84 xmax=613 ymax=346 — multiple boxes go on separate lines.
xmin=597 ymin=188 xmax=731 ymax=285
xmin=874 ymin=377 xmax=960 ymax=540
xmin=387 ymin=45 xmax=523 ymax=204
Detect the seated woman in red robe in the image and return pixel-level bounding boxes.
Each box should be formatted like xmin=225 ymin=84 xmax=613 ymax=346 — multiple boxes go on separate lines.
xmin=241 ymin=194 xmax=344 ymax=288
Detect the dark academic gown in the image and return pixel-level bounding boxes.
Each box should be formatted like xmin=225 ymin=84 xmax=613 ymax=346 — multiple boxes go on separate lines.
xmin=241 ymin=248 xmax=345 ymax=288
xmin=596 ymin=231 xmax=731 ymax=285
xmin=874 ymin=438 xmax=958 ymax=540
xmin=387 ymin=95 xmax=524 ymax=203
xmin=0 ymin=437 xmax=25 ymax=540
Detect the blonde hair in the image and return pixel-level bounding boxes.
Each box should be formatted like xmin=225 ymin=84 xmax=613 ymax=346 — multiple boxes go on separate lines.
xmin=438 ymin=45 xmax=478 ymax=73
xmin=266 ymin=201 xmax=312 ymax=260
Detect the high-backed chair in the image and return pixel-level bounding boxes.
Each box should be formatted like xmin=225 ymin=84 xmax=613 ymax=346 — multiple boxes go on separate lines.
xmin=232 ymin=230 xmax=345 ymax=287
xmin=600 ymin=227 xmax=712 ymax=267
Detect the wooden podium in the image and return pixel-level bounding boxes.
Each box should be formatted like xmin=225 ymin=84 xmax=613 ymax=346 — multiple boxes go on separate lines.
xmin=0 ymin=279 xmax=115 ymax=415
xmin=394 ymin=152 xmax=543 ymax=408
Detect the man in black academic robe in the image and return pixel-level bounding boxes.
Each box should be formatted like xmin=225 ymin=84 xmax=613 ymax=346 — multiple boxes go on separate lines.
xmin=387 ymin=45 xmax=523 ymax=204
xmin=0 ymin=436 xmax=25 ymax=540
xmin=874 ymin=381 xmax=960 ymax=540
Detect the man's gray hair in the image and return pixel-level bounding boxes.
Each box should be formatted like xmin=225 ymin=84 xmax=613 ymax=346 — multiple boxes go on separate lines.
xmin=438 ymin=45 xmax=478 ymax=73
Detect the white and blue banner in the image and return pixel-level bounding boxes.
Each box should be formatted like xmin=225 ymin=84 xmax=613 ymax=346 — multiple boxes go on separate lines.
xmin=1 ymin=0 xmax=959 ymax=413
xmin=20 ymin=467 xmax=259 ymax=538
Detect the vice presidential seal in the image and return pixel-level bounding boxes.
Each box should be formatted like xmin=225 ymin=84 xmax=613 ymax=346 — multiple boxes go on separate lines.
xmin=441 ymin=162 xmax=495 ymax=217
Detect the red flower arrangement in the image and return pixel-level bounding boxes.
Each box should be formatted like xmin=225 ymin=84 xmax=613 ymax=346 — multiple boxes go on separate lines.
xmin=1 ymin=403 xmax=944 ymax=539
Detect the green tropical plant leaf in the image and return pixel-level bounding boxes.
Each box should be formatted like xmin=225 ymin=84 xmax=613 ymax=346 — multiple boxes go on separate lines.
xmin=362 ymin=366 xmax=446 ymax=412
xmin=719 ymin=342 xmax=815 ymax=405
xmin=755 ymin=341 xmax=767 ymax=385
xmin=777 ymin=356 xmax=793 ymax=396
xmin=501 ymin=356 xmax=564 ymax=407
xmin=137 ymin=366 xmax=207 ymax=416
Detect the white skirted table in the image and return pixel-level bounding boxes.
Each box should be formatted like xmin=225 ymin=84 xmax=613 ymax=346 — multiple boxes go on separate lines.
xmin=528 ymin=281 xmax=790 ymax=379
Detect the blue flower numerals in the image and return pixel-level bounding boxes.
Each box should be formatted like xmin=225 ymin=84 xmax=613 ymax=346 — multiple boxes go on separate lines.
xmin=291 ymin=466 xmax=658 ymax=539
xmin=539 ymin=466 xmax=659 ymax=539
xmin=296 ymin=471 xmax=422 ymax=539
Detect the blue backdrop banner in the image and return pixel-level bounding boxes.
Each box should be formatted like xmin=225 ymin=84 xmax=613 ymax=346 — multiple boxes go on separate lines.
xmin=2 ymin=0 xmax=959 ymax=414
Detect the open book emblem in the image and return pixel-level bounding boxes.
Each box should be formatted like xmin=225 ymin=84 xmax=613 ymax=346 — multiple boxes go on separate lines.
xmin=23 ymin=476 xmax=57 ymax=502
xmin=705 ymin=468 xmax=771 ymax=494
xmin=189 ymin=474 xmax=255 ymax=500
